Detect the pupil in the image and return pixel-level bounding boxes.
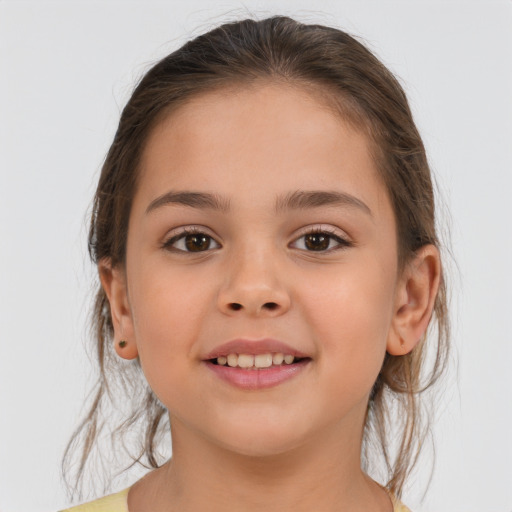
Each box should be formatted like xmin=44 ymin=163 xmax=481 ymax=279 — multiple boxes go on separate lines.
xmin=305 ymin=233 xmax=329 ymax=251
xmin=185 ymin=234 xmax=210 ymax=251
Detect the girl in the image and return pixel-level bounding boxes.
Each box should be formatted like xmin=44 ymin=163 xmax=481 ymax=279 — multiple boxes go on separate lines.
xmin=60 ymin=15 xmax=449 ymax=512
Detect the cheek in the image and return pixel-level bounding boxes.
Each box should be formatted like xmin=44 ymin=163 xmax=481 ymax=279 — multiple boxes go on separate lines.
xmin=127 ymin=263 xmax=213 ymax=387
xmin=300 ymin=256 xmax=396 ymax=392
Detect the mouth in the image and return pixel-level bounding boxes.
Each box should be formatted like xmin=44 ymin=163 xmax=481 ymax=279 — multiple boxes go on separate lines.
xmin=208 ymin=353 xmax=311 ymax=369
xmin=202 ymin=338 xmax=312 ymax=390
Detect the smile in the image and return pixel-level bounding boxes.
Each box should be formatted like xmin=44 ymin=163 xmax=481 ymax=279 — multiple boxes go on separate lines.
xmin=213 ymin=353 xmax=301 ymax=369
xmin=202 ymin=338 xmax=312 ymax=389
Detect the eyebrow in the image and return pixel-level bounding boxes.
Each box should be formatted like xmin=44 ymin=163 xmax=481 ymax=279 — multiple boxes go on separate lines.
xmin=274 ymin=190 xmax=372 ymax=216
xmin=146 ymin=191 xmax=231 ymax=214
xmin=146 ymin=189 xmax=372 ymax=217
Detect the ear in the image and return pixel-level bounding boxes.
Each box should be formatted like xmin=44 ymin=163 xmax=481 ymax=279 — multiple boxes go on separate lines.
xmin=387 ymin=245 xmax=441 ymax=356
xmin=98 ymin=258 xmax=139 ymax=360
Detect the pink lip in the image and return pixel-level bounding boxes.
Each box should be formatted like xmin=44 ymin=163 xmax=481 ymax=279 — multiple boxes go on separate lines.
xmin=202 ymin=338 xmax=310 ymax=360
xmin=204 ymin=359 xmax=311 ymax=390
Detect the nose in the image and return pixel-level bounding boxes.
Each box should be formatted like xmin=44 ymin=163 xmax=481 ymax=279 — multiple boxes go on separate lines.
xmin=217 ymin=249 xmax=291 ymax=317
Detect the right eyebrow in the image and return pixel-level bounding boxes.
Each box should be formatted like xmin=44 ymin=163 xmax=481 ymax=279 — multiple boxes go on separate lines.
xmin=146 ymin=191 xmax=231 ymax=214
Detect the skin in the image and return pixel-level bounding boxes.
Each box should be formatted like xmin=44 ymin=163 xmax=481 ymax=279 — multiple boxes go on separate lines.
xmin=101 ymin=83 xmax=440 ymax=512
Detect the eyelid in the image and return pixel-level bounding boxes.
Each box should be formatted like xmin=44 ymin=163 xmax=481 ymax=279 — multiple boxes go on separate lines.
xmin=290 ymin=224 xmax=353 ymax=252
xmin=162 ymin=225 xmax=221 ymax=252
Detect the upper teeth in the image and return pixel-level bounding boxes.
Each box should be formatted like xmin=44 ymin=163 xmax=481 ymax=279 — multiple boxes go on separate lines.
xmin=216 ymin=353 xmax=296 ymax=368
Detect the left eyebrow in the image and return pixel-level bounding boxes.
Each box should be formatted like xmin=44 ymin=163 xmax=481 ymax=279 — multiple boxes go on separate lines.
xmin=145 ymin=189 xmax=372 ymax=217
xmin=274 ymin=190 xmax=372 ymax=217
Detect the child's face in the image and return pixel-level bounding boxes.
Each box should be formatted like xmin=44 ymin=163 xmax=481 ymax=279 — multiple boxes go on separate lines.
xmin=117 ymin=83 xmax=402 ymax=456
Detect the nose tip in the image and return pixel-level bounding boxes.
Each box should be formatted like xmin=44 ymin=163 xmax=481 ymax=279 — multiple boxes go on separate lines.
xmin=218 ymin=264 xmax=291 ymax=317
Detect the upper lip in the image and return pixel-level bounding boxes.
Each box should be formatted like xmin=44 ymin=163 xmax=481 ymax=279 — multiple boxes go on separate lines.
xmin=202 ymin=338 xmax=311 ymax=360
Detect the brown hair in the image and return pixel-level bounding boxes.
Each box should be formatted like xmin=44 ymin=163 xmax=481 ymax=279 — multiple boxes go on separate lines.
xmin=63 ymin=15 xmax=449 ymax=500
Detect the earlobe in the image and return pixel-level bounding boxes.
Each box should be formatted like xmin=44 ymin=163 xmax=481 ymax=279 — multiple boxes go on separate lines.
xmin=387 ymin=245 xmax=441 ymax=356
xmin=98 ymin=259 xmax=139 ymax=360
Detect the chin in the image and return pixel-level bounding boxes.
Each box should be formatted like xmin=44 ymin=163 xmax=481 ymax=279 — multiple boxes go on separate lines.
xmin=219 ymin=437 xmax=304 ymax=459
xmin=210 ymin=416 xmax=311 ymax=458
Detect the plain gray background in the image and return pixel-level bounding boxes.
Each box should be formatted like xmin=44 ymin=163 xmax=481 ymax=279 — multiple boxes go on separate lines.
xmin=1 ymin=1 xmax=511 ymax=511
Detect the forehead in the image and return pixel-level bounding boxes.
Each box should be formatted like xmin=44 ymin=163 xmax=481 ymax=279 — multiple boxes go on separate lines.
xmin=136 ymin=83 xmax=390 ymax=216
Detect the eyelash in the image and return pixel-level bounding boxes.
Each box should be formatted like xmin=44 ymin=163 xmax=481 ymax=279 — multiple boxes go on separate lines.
xmin=162 ymin=227 xmax=220 ymax=253
xmin=291 ymin=227 xmax=352 ymax=252
xmin=162 ymin=226 xmax=352 ymax=254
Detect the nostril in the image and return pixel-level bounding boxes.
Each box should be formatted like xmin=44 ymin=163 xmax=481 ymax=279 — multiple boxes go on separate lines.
xmin=227 ymin=302 xmax=279 ymax=312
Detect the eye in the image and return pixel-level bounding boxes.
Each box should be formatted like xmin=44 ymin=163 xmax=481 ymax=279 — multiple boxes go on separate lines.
xmin=163 ymin=228 xmax=221 ymax=253
xmin=291 ymin=228 xmax=352 ymax=252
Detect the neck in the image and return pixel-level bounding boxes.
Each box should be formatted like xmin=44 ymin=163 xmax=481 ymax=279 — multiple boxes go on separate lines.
xmin=128 ymin=413 xmax=392 ymax=512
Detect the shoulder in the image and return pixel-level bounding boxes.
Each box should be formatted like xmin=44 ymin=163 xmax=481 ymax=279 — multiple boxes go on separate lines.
xmin=392 ymin=496 xmax=413 ymax=512
xmin=381 ymin=485 xmax=412 ymax=512
xmin=58 ymin=487 xmax=130 ymax=512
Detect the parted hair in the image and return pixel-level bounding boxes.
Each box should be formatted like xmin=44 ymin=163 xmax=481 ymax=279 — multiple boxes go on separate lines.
xmin=63 ymin=15 xmax=450 ymax=500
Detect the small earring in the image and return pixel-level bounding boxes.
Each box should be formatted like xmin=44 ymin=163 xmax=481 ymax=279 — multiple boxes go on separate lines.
xmin=118 ymin=340 xmax=127 ymax=348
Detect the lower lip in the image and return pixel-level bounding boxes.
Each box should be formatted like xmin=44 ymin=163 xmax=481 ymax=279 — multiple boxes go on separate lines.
xmin=204 ymin=360 xmax=311 ymax=390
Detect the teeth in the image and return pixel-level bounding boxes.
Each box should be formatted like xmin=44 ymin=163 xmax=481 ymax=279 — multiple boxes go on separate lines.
xmin=273 ymin=353 xmax=284 ymax=365
xmin=227 ymin=354 xmax=238 ymax=367
xmin=238 ymin=354 xmax=254 ymax=368
xmin=254 ymin=353 xmax=273 ymax=368
xmin=216 ymin=352 xmax=299 ymax=368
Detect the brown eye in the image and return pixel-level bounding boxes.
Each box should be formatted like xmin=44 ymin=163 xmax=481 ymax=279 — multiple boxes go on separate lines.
xmin=291 ymin=229 xmax=351 ymax=252
xmin=165 ymin=230 xmax=220 ymax=253
xmin=304 ymin=233 xmax=330 ymax=251
xmin=185 ymin=233 xmax=211 ymax=251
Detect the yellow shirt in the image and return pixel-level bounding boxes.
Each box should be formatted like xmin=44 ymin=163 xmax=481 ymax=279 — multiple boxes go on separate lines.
xmin=59 ymin=488 xmax=130 ymax=512
xmin=60 ymin=486 xmax=411 ymax=511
